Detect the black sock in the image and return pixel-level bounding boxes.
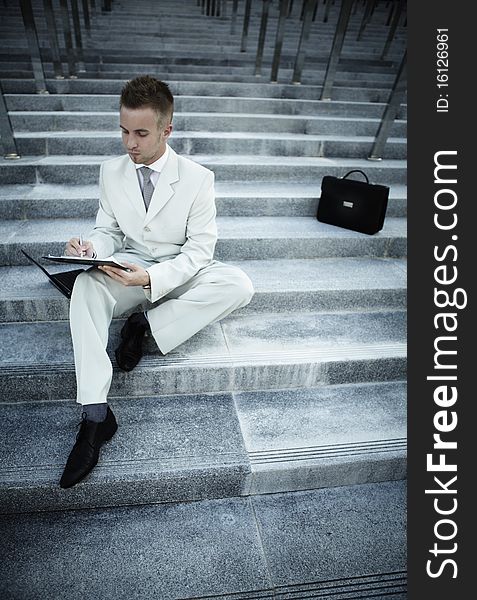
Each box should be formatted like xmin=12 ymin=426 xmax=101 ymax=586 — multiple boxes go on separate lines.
xmin=82 ymin=403 xmax=108 ymax=422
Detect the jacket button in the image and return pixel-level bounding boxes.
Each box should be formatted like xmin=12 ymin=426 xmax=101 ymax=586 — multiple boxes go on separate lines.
xmin=144 ymin=226 xmax=150 ymax=232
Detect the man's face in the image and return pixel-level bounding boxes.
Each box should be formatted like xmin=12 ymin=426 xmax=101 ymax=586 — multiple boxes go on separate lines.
xmin=119 ymin=105 xmax=172 ymax=165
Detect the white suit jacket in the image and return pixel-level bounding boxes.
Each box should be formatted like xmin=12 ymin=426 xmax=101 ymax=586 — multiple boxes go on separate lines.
xmin=88 ymin=146 xmax=217 ymax=303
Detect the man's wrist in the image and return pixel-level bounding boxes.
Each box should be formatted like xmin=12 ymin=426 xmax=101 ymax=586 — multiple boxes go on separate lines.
xmin=142 ymin=271 xmax=151 ymax=289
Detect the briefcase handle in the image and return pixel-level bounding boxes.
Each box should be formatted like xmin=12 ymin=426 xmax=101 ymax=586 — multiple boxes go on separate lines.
xmin=342 ymin=170 xmax=370 ymax=184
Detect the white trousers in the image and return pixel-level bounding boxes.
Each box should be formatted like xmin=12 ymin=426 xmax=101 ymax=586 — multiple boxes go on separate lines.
xmin=69 ymin=259 xmax=254 ymax=405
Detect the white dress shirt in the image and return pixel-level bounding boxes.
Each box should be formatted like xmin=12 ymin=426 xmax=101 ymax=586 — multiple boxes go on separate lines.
xmin=134 ymin=145 xmax=170 ymax=193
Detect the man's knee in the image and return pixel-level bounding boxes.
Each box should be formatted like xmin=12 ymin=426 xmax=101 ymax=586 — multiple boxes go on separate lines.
xmin=227 ymin=269 xmax=254 ymax=307
xmin=70 ymin=269 xmax=111 ymax=315
xmin=71 ymin=269 xmax=95 ymax=298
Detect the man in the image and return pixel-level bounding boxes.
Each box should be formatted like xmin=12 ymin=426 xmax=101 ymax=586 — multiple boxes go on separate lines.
xmin=60 ymin=76 xmax=254 ymax=489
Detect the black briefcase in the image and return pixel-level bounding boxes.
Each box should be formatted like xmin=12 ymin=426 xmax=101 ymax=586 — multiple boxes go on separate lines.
xmin=317 ymin=170 xmax=389 ymax=235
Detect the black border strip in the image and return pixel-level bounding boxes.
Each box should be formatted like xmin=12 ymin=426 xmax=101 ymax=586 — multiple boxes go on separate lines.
xmin=408 ymin=2 xmax=473 ymax=597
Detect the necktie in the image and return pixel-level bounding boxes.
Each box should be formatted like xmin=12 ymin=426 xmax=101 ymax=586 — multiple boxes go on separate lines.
xmin=139 ymin=166 xmax=154 ymax=210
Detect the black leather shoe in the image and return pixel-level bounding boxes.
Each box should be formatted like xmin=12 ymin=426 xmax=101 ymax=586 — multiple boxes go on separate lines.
xmin=59 ymin=406 xmax=118 ymax=489
xmin=115 ymin=312 xmax=149 ymax=371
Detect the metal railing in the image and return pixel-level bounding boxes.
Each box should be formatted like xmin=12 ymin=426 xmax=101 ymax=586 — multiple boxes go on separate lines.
xmin=19 ymin=0 xmax=48 ymax=94
xmin=270 ymin=0 xmax=289 ymax=82
xmin=4 ymin=0 xmax=407 ymax=160
xmin=199 ymin=0 xmax=227 ymax=17
xmin=0 ymin=0 xmax=117 ymax=156
xmin=292 ymin=0 xmax=318 ymax=84
xmin=13 ymin=0 xmax=117 ymax=92
xmin=0 ymin=81 xmax=20 ymax=159
xmin=229 ymin=0 xmax=407 ymax=155
xmin=255 ymin=0 xmax=272 ymax=75
xmin=368 ymin=49 xmax=407 ymax=160
xmin=43 ymin=0 xmax=64 ymax=79
xmin=320 ymin=0 xmax=354 ymax=99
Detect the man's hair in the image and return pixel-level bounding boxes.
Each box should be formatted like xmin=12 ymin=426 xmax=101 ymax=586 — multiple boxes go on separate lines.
xmin=120 ymin=76 xmax=174 ymax=126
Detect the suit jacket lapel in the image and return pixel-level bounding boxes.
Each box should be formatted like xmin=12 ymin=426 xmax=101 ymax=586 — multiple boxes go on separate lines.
xmin=122 ymin=158 xmax=146 ymax=219
xmin=144 ymin=147 xmax=179 ymax=226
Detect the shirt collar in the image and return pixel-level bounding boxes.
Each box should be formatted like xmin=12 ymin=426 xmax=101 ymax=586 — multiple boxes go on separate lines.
xmin=134 ymin=144 xmax=170 ymax=173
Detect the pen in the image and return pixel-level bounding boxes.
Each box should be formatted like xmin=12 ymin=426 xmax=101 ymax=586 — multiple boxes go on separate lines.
xmin=79 ymin=234 xmax=85 ymax=257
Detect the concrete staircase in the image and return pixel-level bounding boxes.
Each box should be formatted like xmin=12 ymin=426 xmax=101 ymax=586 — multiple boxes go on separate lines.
xmin=0 ymin=1 xmax=407 ymax=598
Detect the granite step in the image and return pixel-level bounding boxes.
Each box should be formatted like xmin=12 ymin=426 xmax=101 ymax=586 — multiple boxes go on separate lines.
xmin=0 ymin=257 xmax=407 ymax=322
xmin=0 ymin=381 xmax=406 ymax=514
xmin=0 ymin=40 xmax=404 ymax=54
xmin=0 ymin=216 xmax=407 ymax=266
xmin=0 ymin=480 xmax=406 ymax=598
xmin=2 ymin=48 xmax=404 ymax=65
xmin=0 ymin=13 xmax=404 ymax=31
xmin=9 ymin=111 xmax=407 ymax=137
xmin=86 ymin=73 xmax=397 ymax=92
xmin=12 ymin=130 xmax=407 ymax=160
xmin=0 ymin=182 xmax=408 ymax=219
xmin=0 ymin=46 xmax=406 ymax=65
xmin=234 ymin=381 xmax=406 ymax=495
xmin=0 ymin=21 xmax=406 ymax=41
xmin=0 ymin=33 xmax=405 ymax=46
xmin=21 ymin=63 xmax=397 ymax=85
xmin=4 ymin=94 xmax=407 ymax=119
xmin=0 ymin=54 xmax=405 ymax=78
xmin=18 ymin=47 xmax=405 ymax=70
xmin=0 ymin=155 xmax=407 ymax=184
xmin=1 ymin=23 xmax=404 ymax=42
xmin=0 ymin=308 xmax=407 ymax=403
xmin=1 ymin=69 xmax=400 ymax=89
xmin=0 ymin=53 xmax=405 ymax=76
xmin=0 ymin=79 xmax=405 ymax=103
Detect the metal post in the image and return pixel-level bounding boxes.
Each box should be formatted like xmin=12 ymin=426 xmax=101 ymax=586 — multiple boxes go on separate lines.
xmin=19 ymin=0 xmax=48 ymax=94
xmin=312 ymin=0 xmax=318 ymax=20
xmin=82 ymin=0 xmax=91 ymax=32
xmin=255 ymin=0 xmax=271 ymax=75
xmin=71 ymin=0 xmax=86 ymax=70
xmin=385 ymin=0 xmax=394 ymax=26
xmin=320 ymin=0 xmax=353 ymax=100
xmin=357 ymin=0 xmax=377 ymax=41
xmin=323 ymin=0 xmax=332 ymax=23
xmin=381 ymin=0 xmax=404 ymax=59
xmin=206 ymin=0 xmax=211 ymax=16
xmin=292 ymin=0 xmax=317 ymax=84
xmin=43 ymin=0 xmax=64 ymax=79
xmin=231 ymin=0 xmax=238 ymax=34
xmin=240 ymin=0 xmax=252 ymax=52
xmin=59 ymin=0 xmax=78 ymax=78
xmin=302 ymin=0 xmax=319 ymax=21
xmin=368 ymin=50 xmax=407 ymax=160
xmin=288 ymin=0 xmax=294 ymax=16
xmin=270 ymin=0 xmax=289 ymax=82
xmin=0 ymin=82 xmax=20 ymax=159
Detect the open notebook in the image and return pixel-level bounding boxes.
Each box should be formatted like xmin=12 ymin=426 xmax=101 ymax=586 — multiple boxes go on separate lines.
xmin=21 ymin=249 xmax=86 ymax=299
xmin=42 ymin=254 xmax=129 ymax=269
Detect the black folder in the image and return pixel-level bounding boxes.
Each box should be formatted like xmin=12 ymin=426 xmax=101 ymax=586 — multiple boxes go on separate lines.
xmin=21 ymin=249 xmax=85 ymax=299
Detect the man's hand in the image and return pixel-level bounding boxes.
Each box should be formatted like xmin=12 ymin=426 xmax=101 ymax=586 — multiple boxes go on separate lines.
xmin=65 ymin=237 xmax=95 ymax=257
xmin=98 ymin=262 xmax=150 ymax=287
